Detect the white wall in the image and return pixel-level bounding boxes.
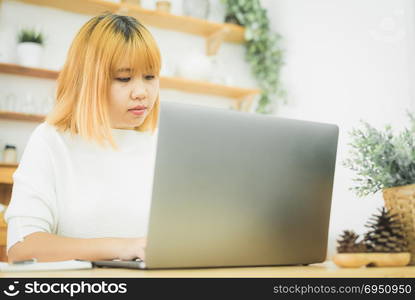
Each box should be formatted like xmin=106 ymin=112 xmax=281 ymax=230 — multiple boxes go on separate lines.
xmin=0 ymin=0 xmax=258 ymax=160
xmin=262 ymin=0 xmax=415 ymax=257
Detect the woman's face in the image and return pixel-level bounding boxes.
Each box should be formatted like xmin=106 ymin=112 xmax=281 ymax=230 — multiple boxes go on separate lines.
xmin=108 ymin=61 xmax=159 ymax=129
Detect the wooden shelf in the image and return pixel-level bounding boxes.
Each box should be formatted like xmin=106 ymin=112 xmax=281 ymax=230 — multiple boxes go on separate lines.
xmin=160 ymin=76 xmax=259 ymax=100
xmin=0 ymin=110 xmax=45 ymax=122
xmin=0 ymin=164 xmax=17 ymax=184
xmin=0 ymin=62 xmax=58 ymax=79
xmin=0 ymin=63 xmax=260 ymax=111
xmin=0 ymin=163 xmax=18 ymax=168
xmin=14 ymin=0 xmax=245 ymax=55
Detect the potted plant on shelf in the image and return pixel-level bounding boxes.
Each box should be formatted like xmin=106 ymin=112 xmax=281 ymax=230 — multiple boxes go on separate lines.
xmin=221 ymin=0 xmax=285 ymax=114
xmin=343 ymin=112 xmax=415 ymax=265
xmin=17 ymin=28 xmax=45 ymax=68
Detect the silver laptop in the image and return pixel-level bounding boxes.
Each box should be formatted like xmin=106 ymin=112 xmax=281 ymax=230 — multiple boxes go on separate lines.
xmin=93 ymin=101 xmax=339 ymax=270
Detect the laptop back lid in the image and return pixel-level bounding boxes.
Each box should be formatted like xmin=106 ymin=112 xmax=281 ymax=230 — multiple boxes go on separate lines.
xmin=145 ymin=101 xmax=339 ymax=269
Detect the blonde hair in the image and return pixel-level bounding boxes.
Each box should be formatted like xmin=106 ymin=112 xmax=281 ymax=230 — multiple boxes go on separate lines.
xmin=46 ymin=13 xmax=161 ymax=149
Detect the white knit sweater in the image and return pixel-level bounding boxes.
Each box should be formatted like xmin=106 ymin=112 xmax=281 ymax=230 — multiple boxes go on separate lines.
xmin=4 ymin=122 xmax=158 ymax=253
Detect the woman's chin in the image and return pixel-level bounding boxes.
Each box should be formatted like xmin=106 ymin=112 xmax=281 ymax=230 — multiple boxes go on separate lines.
xmin=131 ymin=120 xmax=145 ymax=128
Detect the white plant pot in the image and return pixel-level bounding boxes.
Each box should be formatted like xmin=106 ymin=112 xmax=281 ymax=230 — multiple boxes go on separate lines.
xmin=17 ymin=42 xmax=43 ymax=68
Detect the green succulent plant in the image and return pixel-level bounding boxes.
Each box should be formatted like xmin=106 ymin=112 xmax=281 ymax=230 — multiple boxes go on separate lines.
xmin=343 ymin=112 xmax=415 ymax=197
xmin=221 ymin=0 xmax=285 ymax=114
xmin=17 ymin=28 xmax=44 ymax=45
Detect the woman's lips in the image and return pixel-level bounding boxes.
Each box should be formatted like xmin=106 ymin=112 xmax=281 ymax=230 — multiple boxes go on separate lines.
xmin=129 ymin=108 xmax=146 ymax=116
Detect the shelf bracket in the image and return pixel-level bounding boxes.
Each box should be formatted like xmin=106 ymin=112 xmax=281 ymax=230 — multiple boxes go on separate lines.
xmin=231 ymin=99 xmax=242 ymax=111
xmin=231 ymin=94 xmax=256 ymax=112
xmin=240 ymin=94 xmax=256 ymax=112
xmin=206 ymin=27 xmax=230 ymax=56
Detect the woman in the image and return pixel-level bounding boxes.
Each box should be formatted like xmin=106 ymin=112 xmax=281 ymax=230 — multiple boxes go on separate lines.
xmin=5 ymin=13 xmax=161 ymax=262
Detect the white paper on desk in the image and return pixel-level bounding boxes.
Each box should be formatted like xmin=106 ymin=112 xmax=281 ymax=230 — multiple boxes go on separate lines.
xmin=0 ymin=260 xmax=92 ymax=272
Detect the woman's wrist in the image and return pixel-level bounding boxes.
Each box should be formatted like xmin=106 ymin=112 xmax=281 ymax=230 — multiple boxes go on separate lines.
xmin=98 ymin=237 xmax=126 ymax=260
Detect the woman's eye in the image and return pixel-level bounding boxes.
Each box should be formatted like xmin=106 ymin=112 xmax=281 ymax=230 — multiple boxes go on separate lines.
xmin=115 ymin=76 xmax=155 ymax=82
xmin=116 ymin=77 xmax=131 ymax=82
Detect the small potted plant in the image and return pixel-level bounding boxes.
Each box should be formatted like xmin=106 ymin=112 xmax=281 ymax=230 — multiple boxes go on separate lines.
xmin=17 ymin=28 xmax=45 ymax=68
xmin=343 ymin=112 xmax=415 ymax=264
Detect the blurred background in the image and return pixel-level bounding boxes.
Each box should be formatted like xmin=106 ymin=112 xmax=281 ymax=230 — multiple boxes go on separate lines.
xmin=0 ymin=0 xmax=414 ymax=261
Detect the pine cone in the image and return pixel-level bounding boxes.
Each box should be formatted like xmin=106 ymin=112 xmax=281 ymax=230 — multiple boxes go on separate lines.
xmin=364 ymin=207 xmax=408 ymax=253
xmin=337 ymin=230 xmax=367 ymax=253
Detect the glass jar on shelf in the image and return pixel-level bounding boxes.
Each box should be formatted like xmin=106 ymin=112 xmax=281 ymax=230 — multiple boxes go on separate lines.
xmin=156 ymin=1 xmax=171 ymax=13
xmin=41 ymin=96 xmax=55 ymax=115
xmin=3 ymin=144 xmax=17 ymax=164
xmin=0 ymin=92 xmax=7 ymax=111
xmin=140 ymin=0 xmax=155 ymax=10
xmin=20 ymin=92 xmax=35 ymax=114
xmin=4 ymin=93 xmax=18 ymax=112
xmin=120 ymin=0 xmax=141 ymax=5
xmin=182 ymin=0 xmax=209 ymax=19
xmin=30 ymin=95 xmax=42 ymax=115
xmin=208 ymin=0 xmax=226 ymax=23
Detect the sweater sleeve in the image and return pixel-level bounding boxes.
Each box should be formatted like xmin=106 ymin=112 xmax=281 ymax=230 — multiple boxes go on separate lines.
xmin=3 ymin=124 xmax=57 ymax=254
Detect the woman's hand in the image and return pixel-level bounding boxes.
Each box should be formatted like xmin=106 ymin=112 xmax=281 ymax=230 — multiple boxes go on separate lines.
xmin=115 ymin=237 xmax=147 ymax=261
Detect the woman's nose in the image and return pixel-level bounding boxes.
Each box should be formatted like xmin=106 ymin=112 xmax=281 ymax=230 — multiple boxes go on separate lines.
xmin=131 ymin=81 xmax=147 ymax=100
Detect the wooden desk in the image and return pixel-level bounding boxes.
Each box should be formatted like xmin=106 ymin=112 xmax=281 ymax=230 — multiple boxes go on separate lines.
xmin=1 ymin=261 xmax=415 ymax=278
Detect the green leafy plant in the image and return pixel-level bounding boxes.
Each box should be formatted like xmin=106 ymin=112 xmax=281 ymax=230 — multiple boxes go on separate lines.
xmin=17 ymin=28 xmax=44 ymax=45
xmin=343 ymin=112 xmax=415 ymax=197
xmin=221 ymin=0 xmax=285 ymax=114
